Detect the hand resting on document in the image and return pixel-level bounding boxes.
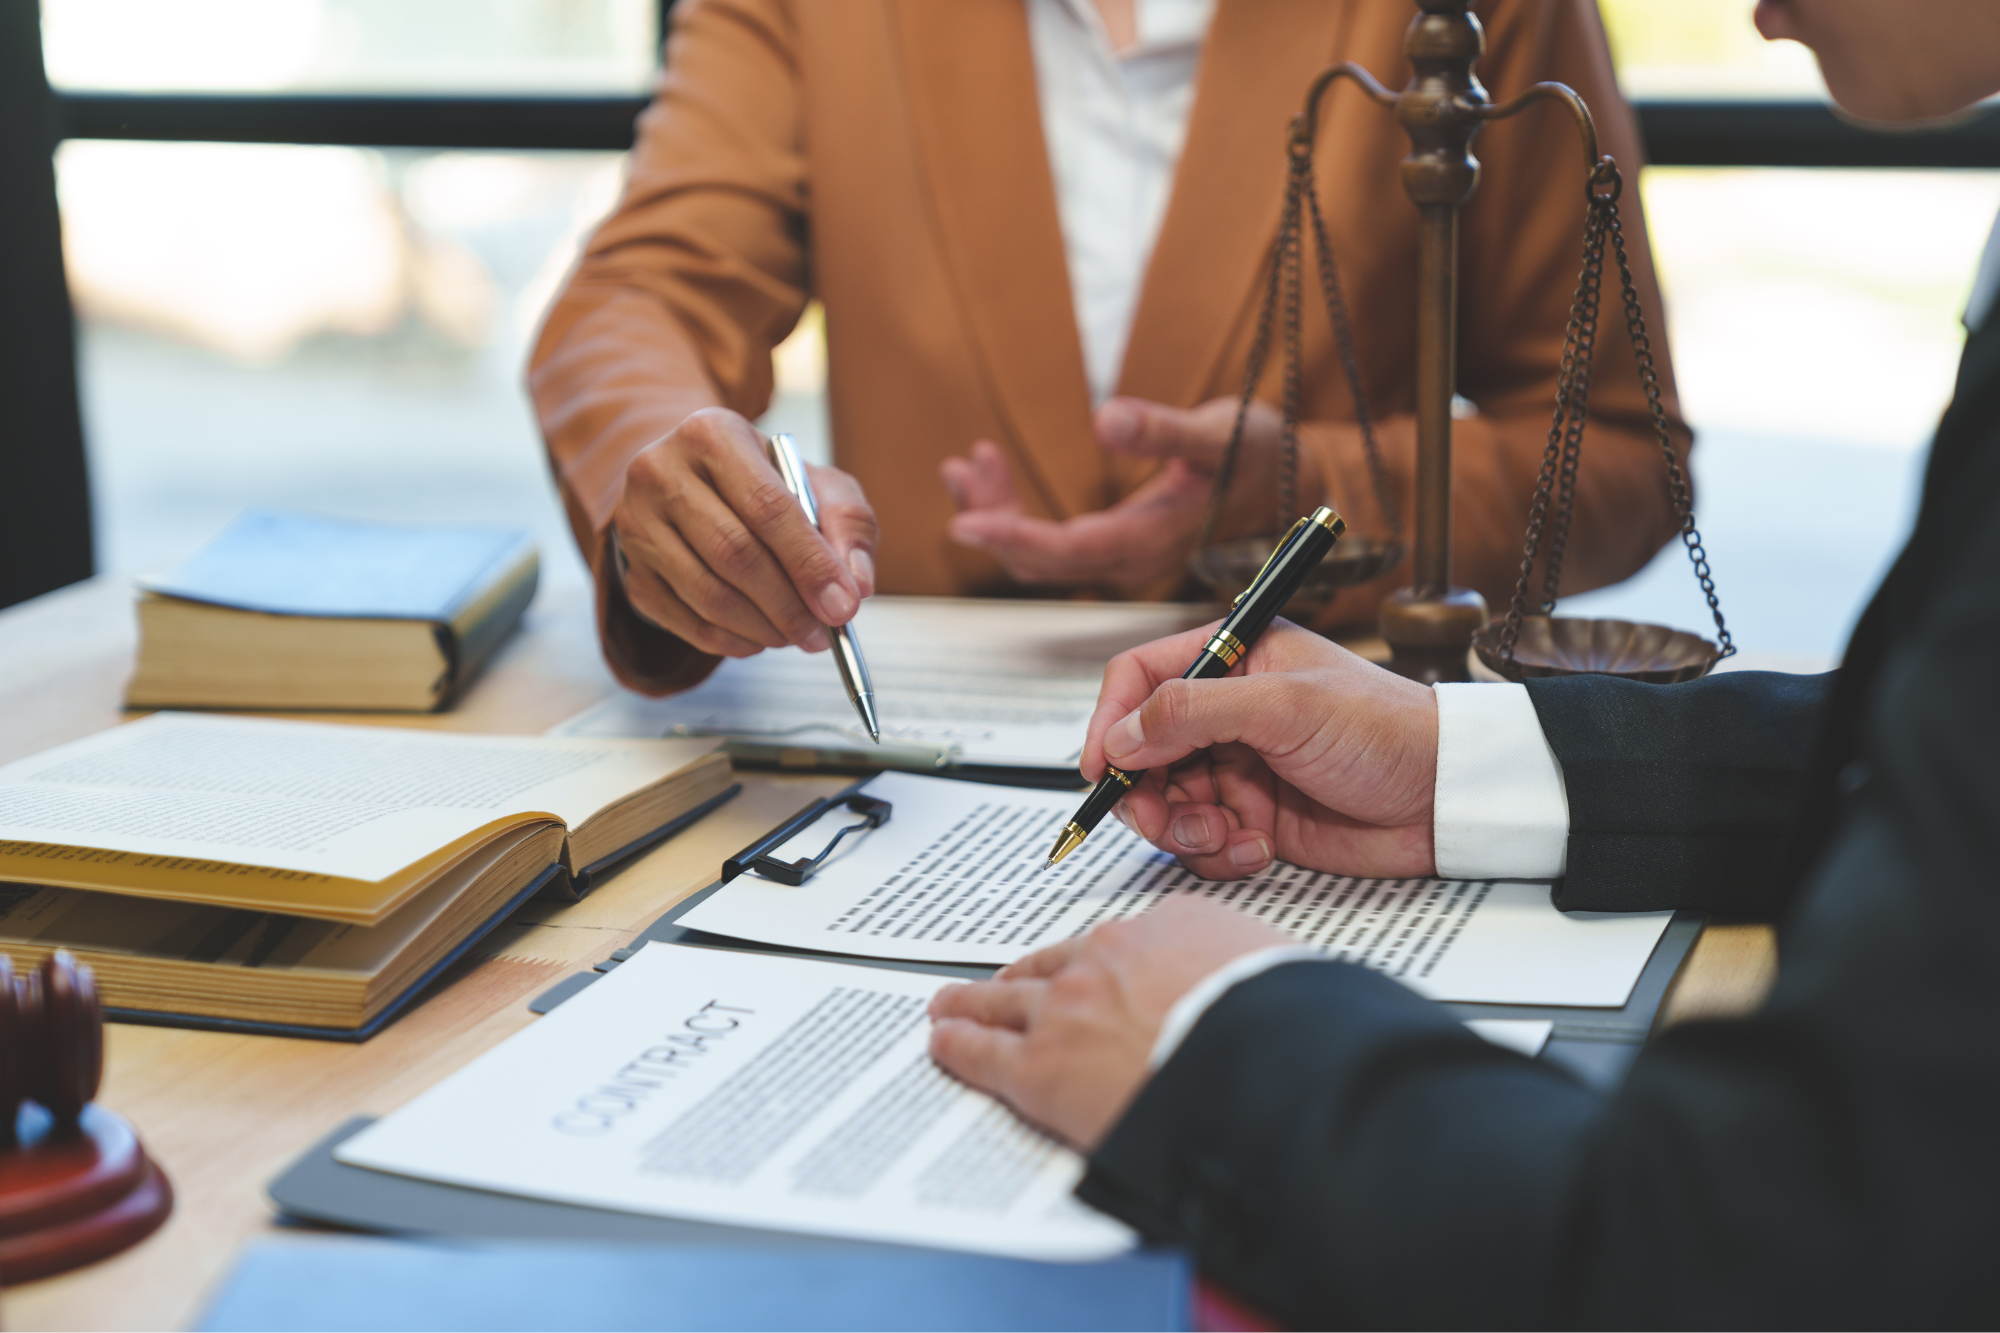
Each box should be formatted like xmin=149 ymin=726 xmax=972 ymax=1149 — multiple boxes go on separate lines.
xmin=1081 ymin=619 xmax=1440 ymax=880
xmin=612 ymin=407 xmax=878 ymax=658
xmin=928 ymin=897 xmax=1291 ymax=1150
xmin=931 ymin=622 xmax=1441 ymax=1148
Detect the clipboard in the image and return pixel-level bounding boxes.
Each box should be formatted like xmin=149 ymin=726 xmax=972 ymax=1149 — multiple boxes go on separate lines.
xmin=527 ymin=779 xmax=1708 ymax=1092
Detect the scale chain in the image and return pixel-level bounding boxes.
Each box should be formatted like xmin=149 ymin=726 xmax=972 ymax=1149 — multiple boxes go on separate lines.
xmin=1499 ymin=158 xmax=1734 ymax=666
xmin=1198 ymin=128 xmax=1403 ymax=558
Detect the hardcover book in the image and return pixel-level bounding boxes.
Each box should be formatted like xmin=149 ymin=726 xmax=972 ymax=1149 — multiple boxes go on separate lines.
xmin=0 ymin=714 xmax=733 ymax=1037
xmin=127 ymin=510 xmax=540 ymax=711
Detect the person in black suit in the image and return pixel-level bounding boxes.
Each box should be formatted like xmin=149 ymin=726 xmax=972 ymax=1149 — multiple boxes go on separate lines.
xmin=926 ymin=0 xmax=2000 ymax=1324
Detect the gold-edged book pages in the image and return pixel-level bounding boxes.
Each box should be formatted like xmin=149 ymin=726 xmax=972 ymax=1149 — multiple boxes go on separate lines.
xmin=0 ymin=714 xmax=729 ymax=926
xmin=127 ymin=592 xmax=454 ymax=711
xmin=0 ymin=823 xmax=567 ymax=1031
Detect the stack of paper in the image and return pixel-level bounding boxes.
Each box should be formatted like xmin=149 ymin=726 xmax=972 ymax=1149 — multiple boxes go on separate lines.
xmin=555 ymin=597 xmax=1212 ymax=772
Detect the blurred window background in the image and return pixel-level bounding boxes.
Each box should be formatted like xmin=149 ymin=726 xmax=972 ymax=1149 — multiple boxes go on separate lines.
xmin=42 ymin=0 xmax=2000 ymax=658
xmin=1569 ymin=0 xmax=2000 ymax=659
xmin=43 ymin=0 xmax=659 ymax=92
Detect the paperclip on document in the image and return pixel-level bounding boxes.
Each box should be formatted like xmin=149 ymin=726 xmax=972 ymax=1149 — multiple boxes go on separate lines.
xmin=723 ymin=793 xmax=892 ymax=887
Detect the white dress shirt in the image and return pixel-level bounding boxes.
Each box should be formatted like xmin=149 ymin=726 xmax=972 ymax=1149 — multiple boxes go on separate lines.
xmin=1027 ymin=0 xmax=1215 ymax=405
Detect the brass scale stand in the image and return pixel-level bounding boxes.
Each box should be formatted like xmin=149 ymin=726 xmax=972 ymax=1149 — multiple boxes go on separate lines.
xmin=1195 ymin=0 xmax=1733 ymax=685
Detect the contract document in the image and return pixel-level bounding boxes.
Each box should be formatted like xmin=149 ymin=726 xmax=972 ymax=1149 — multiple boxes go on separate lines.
xmin=336 ymin=943 xmax=1134 ymax=1261
xmin=679 ymin=772 xmax=1674 ymax=1008
xmin=553 ymin=597 xmax=1211 ymax=770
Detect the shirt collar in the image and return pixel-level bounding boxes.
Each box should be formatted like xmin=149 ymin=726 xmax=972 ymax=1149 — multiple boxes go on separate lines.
xmin=1043 ymin=0 xmax=1212 ymax=61
xmin=1963 ymin=207 xmax=2000 ymax=333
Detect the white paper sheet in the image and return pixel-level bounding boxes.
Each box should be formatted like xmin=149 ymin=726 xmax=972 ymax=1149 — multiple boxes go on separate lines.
xmin=552 ymin=597 xmax=1211 ymax=768
xmin=679 ymin=772 xmax=1674 ymax=1008
xmin=336 ymin=944 xmax=1134 ymax=1261
xmin=1464 ymin=1019 xmax=1553 ymax=1056
xmin=0 ymin=713 xmax=710 ymax=881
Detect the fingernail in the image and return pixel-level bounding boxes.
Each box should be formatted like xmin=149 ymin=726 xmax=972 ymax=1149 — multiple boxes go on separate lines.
xmin=954 ymin=529 xmax=988 ymax=550
xmin=1104 ymin=712 xmax=1144 ymax=760
xmin=1172 ymin=813 xmax=1212 ymax=849
xmin=802 ymin=626 xmax=830 ymax=652
xmin=1096 ymin=399 xmax=1139 ymax=447
xmin=847 ymin=548 xmax=875 ymax=593
xmin=1229 ymin=835 xmax=1273 ymax=871
xmin=818 ymin=582 xmax=857 ymax=624
xmin=1112 ymin=803 xmax=1137 ymax=833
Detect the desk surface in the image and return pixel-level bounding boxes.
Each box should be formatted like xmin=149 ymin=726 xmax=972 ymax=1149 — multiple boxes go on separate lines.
xmin=0 ymin=578 xmax=1777 ymax=1331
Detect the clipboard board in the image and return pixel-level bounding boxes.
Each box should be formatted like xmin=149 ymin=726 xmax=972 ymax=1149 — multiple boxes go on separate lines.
xmin=527 ymin=778 xmax=1707 ymax=1092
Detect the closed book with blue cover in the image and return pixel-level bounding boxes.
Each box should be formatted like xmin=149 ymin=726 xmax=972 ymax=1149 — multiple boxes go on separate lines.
xmin=198 ymin=1238 xmax=1192 ymax=1331
xmin=128 ymin=510 xmax=539 ymax=711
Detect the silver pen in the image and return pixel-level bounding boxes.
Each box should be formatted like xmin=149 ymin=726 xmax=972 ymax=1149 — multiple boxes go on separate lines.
xmin=766 ymin=433 xmax=880 ymax=743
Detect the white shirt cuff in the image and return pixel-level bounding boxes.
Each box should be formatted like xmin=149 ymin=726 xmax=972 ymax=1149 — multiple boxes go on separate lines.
xmin=1432 ymin=682 xmax=1570 ymax=880
xmin=1149 ymin=945 xmax=1320 ymax=1069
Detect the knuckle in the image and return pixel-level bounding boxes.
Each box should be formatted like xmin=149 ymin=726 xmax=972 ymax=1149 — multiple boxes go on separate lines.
xmin=739 ymin=478 xmax=799 ymax=531
xmin=624 ymin=446 xmax=678 ymax=498
xmin=833 ymin=503 xmax=880 ymax=549
xmin=1147 ymin=678 xmax=1195 ymax=735
xmin=680 ymin=619 xmax=734 ymax=656
xmin=680 ymin=406 xmax=740 ymax=444
xmin=705 ymin=521 xmax=767 ymax=579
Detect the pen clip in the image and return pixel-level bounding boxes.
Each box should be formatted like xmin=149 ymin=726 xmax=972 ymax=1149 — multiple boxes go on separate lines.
xmin=1232 ymin=515 xmax=1311 ymax=609
xmin=723 ymin=793 xmax=893 ymax=886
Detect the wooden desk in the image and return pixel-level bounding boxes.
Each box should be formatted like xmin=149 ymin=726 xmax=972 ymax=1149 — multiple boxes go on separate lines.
xmin=0 ymin=578 xmax=1776 ymax=1330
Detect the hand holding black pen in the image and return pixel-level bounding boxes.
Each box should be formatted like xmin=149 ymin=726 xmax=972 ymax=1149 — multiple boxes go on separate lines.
xmin=1044 ymin=505 xmax=1347 ymax=869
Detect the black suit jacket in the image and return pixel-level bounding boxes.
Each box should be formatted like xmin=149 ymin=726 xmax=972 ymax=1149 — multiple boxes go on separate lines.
xmin=1076 ymin=315 xmax=2000 ymax=1327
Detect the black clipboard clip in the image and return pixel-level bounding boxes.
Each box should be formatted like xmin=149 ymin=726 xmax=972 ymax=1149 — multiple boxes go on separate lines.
xmin=722 ymin=793 xmax=892 ymax=886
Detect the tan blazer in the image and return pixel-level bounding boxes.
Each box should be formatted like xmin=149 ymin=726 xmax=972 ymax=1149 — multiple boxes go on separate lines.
xmin=531 ymin=0 xmax=1689 ymax=695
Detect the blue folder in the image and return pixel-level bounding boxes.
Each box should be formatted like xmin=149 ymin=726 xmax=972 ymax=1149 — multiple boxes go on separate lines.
xmin=198 ymin=1238 xmax=1192 ymax=1332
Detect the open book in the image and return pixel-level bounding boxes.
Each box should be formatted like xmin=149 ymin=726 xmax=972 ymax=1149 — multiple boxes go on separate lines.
xmin=0 ymin=715 xmax=731 ymax=1036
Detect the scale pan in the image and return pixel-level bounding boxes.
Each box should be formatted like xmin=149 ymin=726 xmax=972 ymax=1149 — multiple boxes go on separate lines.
xmin=1472 ymin=615 xmax=1720 ymax=684
xmin=1190 ymin=535 xmax=1405 ymax=614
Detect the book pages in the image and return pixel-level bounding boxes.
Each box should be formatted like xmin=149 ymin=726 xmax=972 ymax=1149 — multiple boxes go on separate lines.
xmin=554 ymin=596 xmax=1213 ymax=769
xmin=678 ymin=772 xmax=1674 ymax=1008
xmin=0 ymin=714 xmax=717 ymax=908
xmin=0 ymin=823 xmax=562 ymax=1027
xmin=337 ymin=944 xmax=1134 ymax=1261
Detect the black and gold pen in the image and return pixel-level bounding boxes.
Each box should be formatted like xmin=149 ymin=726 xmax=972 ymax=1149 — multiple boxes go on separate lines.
xmin=1044 ymin=504 xmax=1347 ymax=869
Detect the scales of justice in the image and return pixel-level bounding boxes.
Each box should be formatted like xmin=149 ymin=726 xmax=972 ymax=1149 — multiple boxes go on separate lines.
xmin=1192 ymin=0 xmax=1733 ymax=685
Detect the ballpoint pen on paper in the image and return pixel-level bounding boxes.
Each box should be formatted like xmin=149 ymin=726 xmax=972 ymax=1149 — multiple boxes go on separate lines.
xmin=767 ymin=432 xmax=881 ymax=743
xmin=1043 ymin=505 xmax=1347 ymax=869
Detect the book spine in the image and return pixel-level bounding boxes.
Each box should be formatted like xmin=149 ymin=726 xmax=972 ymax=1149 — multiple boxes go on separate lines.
xmin=433 ymin=549 xmax=539 ymax=709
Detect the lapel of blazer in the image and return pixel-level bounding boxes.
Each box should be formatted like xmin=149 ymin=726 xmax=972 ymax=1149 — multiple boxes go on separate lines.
xmin=892 ymin=0 xmax=1098 ymax=519
xmin=1116 ymin=0 xmax=1356 ymax=409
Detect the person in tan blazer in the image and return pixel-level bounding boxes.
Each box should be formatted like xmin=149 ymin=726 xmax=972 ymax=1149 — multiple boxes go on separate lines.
xmin=530 ymin=0 xmax=1690 ymax=697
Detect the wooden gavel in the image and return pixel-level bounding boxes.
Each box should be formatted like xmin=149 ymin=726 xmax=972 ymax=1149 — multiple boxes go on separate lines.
xmin=0 ymin=951 xmax=105 ymax=1140
xmin=0 ymin=948 xmax=171 ymax=1285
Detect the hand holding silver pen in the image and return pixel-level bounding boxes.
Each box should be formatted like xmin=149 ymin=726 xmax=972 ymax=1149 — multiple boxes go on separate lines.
xmin=767 ymin=433 xmax=881 ymax=743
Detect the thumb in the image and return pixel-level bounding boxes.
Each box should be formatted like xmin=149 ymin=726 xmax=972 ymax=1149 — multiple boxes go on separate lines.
xmin=1095 ymin=397 xmax=1234 ymax=471
xmin=1099 ymin=674 xmax=1312 ymax=773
